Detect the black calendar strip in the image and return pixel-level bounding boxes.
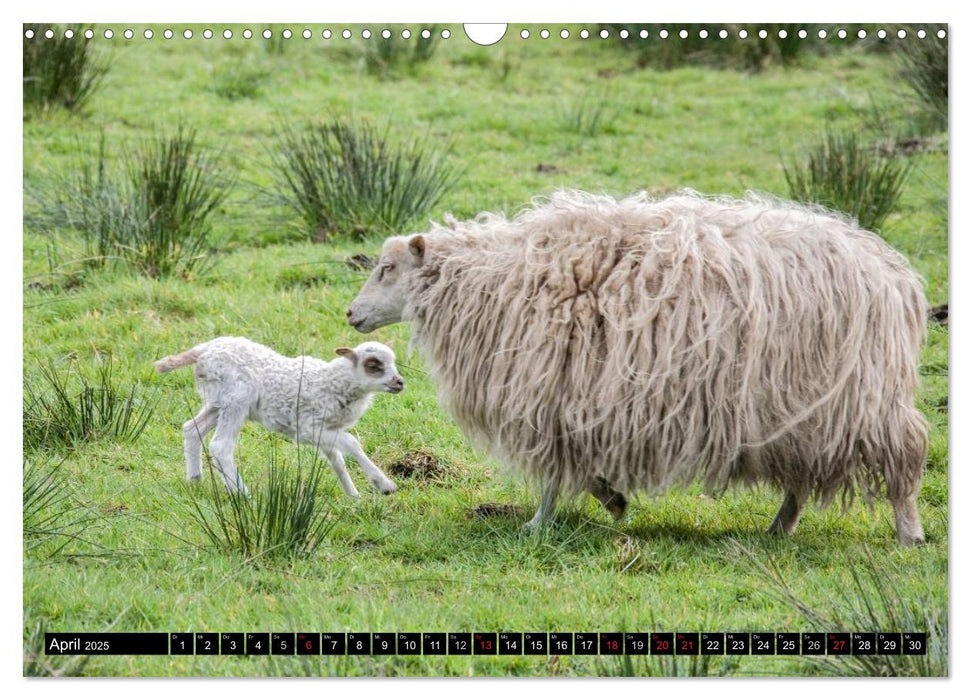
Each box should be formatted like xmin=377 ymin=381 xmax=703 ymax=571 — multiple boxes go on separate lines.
xmin=44 ymin=632 xmax=928 ymax=656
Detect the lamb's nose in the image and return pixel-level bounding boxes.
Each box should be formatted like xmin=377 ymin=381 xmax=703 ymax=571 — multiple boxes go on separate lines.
xmin=345 ymin=308 xmax=353 ymax=318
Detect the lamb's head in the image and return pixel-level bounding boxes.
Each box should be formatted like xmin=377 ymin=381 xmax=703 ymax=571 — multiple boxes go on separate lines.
xmin=347 ymin=234 xmax=425 ymax=333
xmin=335 ymin=342 xmax=405 ymax=394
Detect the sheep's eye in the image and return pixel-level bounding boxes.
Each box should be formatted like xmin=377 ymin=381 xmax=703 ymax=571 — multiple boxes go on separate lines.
xmin=377 ymin=263 xmax=394 ymax=281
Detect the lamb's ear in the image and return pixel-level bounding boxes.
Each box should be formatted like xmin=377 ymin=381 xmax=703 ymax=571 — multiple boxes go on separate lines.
xmin=335 ymin=347 xmax=358 ymax=367
xmin=408 ymin=235 xmax=425 ymax=261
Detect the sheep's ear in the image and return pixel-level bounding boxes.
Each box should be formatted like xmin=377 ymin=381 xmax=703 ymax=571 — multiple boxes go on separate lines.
xmin=409 ymin=235 xmax=425 ymax=261
xmin=335 ymin=347 xmax=358 ymax=367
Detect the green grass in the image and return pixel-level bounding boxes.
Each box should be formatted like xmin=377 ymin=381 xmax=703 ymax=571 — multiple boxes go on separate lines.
xmin=22 ymin=24 xmax=947 ymax=677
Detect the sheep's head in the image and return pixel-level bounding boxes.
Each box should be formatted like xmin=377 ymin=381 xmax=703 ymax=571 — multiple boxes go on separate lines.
xmin=347 ymin=234 xmax=425 ymax=333
xmin=335 ymin=342 xmax=405 ymax=394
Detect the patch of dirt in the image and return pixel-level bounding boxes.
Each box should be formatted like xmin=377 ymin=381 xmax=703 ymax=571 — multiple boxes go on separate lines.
xmin=104 ymin=503 xmax=128 ymax=515
xmin=929 ymin=304 xmax=948 ymax=326
xmin=345 ymin=253 xmax=375 ymax=271
xmin=469 ymin=502 xmax=529 ymax=519
xmin=388 ymin=451 xmax=447 ymax=482
xmin=535 ymin=163 xmax=560 ymax=174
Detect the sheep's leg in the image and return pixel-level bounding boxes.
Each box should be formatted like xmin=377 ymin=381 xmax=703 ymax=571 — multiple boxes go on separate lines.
xmin=337 ymin=432 xmax=397 ymax=495
xmin=183 ymin=405 xmax=218 ymax=481
xmin=590 ymin=476 xmax=628 ymax=520
xmin=892 ymin=492 xmax=925 ymax=546
xmin=208 ymin=406 xmax=249 ymax=495
xmin=317 ymin=446 xmax=361 ymax=499
xmin=524 ymin=475 xmax=561 ymax=529
xmin=767 ymin=490 xmax=807 ymax=535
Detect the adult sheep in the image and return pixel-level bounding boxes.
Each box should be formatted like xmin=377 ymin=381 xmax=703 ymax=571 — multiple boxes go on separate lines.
xmin=346 ymin=190 xmax=929 ymax=545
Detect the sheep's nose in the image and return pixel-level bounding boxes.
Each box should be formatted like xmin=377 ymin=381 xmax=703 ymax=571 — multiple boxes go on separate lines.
xmin=345 ymin=308 xmax=353 ymax=318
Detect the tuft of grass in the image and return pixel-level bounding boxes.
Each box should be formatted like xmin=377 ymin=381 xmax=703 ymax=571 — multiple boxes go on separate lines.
xmin=364 ymin=26 xmax=439 ymax=77
xmin=784 ymin=130 xmax=912 ymax=232
xmin=608 ymin=24 xmax=827 ymax=72
xmin=23 ymin=23 xmax=108 ymax=113
xmin=268 ymin=118 xmax=456 ymax=240
xmin=210 ymin=62 xmax=269 ymax=100
xmin=23 ymin=355 xmax=158 ymax=452
xmin=24 ymin=619 xmax=91 ymax=677
xmin=559 ymin=88 xmax=618 ymax=136
xmin=595 ymin=651 xmax=741 ymax=677
xmin=742 ymin=544 xmax=948 ymax=677
xmin=27 ymin=128 xmax=233 ymax=278
xmin=897 ymin=32 xmax=948 ymax=130
xmin=185 ymin=448 xmax=343 ymax=560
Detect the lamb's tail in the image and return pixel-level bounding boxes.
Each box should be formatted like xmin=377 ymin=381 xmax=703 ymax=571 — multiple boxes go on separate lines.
xmin=154 ymin=343 xmax=208 ymax=373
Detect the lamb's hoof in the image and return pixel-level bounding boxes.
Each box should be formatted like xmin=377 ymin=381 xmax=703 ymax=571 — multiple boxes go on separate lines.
xmin=898 ymin=533 xmax=926 ymax=547
xmin=379 ymin=481 xmax=397 ymax=495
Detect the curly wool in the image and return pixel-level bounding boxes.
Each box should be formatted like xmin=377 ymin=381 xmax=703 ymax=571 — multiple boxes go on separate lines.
xmin=404 ymin=190 xmax=928 ymax=506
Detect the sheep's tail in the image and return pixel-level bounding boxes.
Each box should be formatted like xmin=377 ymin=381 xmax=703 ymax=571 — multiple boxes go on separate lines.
xmin=154 ymin=342 xmax=210 ymax=373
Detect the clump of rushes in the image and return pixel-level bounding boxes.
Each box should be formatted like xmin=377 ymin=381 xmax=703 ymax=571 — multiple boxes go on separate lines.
xmin=897 ymin=28 xmax=948 ymax=129
xmin=269 ymin=117 xmax=456 ymax=240
xmin=23 ymin=355 xmax=157 ymax=452
xmin=186 ymin=449 xmax=343 ymax=560
xmin=364 ymin=25 xmax=439 ymax=77
xmin=28 ymin=128 xmax=233 ymax=278
xmin=784 ymin=130 xmax=912 ymax=232
xmin=23 ymin=23 xmax=108 ymax=113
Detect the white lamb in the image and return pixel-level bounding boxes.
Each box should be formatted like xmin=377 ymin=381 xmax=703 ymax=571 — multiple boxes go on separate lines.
xmin=155 ymin=337 xmax=403 ymax=497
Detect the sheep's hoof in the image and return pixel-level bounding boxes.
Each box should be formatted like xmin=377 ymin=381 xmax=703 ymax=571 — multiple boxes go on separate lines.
xmin=604 ymin=496 xmax=628 ymax=521
xmin=186 ymin=475 xmax=201 ymax=482
xmin=378 ymin=481 xmax=397 ymax=495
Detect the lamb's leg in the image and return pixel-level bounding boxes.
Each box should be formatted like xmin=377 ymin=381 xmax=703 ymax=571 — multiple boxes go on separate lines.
xmin=524 ymin=474 xmax=561 ymax=529
xmin=317 ymin=446 xmax=361 ymax=499
xmin=183 ymin=405 xmax=218 ymax=482
xmin=892 ymin=492 xmax=925 ymax=546
xmin=767 ymin=490 xmax=807 ymax=535
xmin=337 ymin=432 xmax=397 ymax=494
xmin=208 ymin=406 xmax=249 ymax=495
xmin=590 ymin=476 xmax=628 ymax=520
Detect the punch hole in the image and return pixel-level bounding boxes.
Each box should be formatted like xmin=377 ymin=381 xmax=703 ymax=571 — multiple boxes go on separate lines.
xmin=103 ymin=29 xmax=113 ymax=39
xmin=660 ymin=29 xmax=669 ymax=39
xmin=639 ymin=29 xmax=648 ymax=38
xmin=817 ymin=29 xmax=827 ymax=39
xmin=718 ymin=29 xmax=727 ymax=39
xmin=917 ymin=29 xmax=926 ymax=39
xmin=164 ymin=29 xmax=173 ymax=39
xmin=283 ymin=29 xmax=292 ymax=39
xmin=263 ymin=29 xmax=272 ymax=39
xmin=84 ymin=29 xmax=94 ymax=39
xmin=64 ymin=29 xmax=74 ymax=39
xmin=798 ymin=29 xmax=808 ymax=39
xmin=124 ymin=29 xmax=133 ymax=39
xmin=362 ymin=29 xmax=372 ymax=39
xmin=441 ymin=29 xmax=451 ymax=39
xmin=540 ymin=29 xmax=550 ymax=39
xmin=877 ymin=29 xmax=887 ymax=39
xmin=679 ymin=29 xmax=688 ymax=39
xmin=937 ymin=29 xmax=946 ymax=38
xmin=599 ymin=29 xmax=609 ymax=39
xmin=144 ymin=29 xmax=153 ymax=39
xmin=24 ymin=29 xmax=34 ymax=39
xmin=837 ymin=29 xmax=847 ymax=39
xmin=243 ymin=29 xmax=252 ymax=39
xmin=321 ymin=29 xmax=330 ymax=39
xmin=738 ymin=29 xmax=748 ymax=39
xmin=401 ymin=29 xmax=411 ymax=39
xmin=422 ymin=29 xmax=431 ymax=39
xmin=342 ymin=29 xmax=351 ymax=39
xmin=857 ymin=29 xmax=867 ymax=39
xmin=580 ymin=29 xmax=589 ymax=39
xmin=699 ymin=29 xmax=708 ymax=39
xmin=560 ymin=29 xmax=570 ymax=39
xmin=203 ymin=29 xmax=213 ymax=39
xmin=223 ymin=29 xmax=233 ymax=39
xmin=183 ymin=29 xmax=193 ymax=39
xmin=382 ymin=29 xmax=391 ymax=39
xmin=897 ymin=29 xmax=907 ymax=39
xmin=619 ymin=29 xmax=629 ymax=39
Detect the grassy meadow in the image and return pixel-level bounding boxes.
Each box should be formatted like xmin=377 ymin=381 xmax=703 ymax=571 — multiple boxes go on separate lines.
xmin=22 ymin=24 xmax=948 ymax=677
